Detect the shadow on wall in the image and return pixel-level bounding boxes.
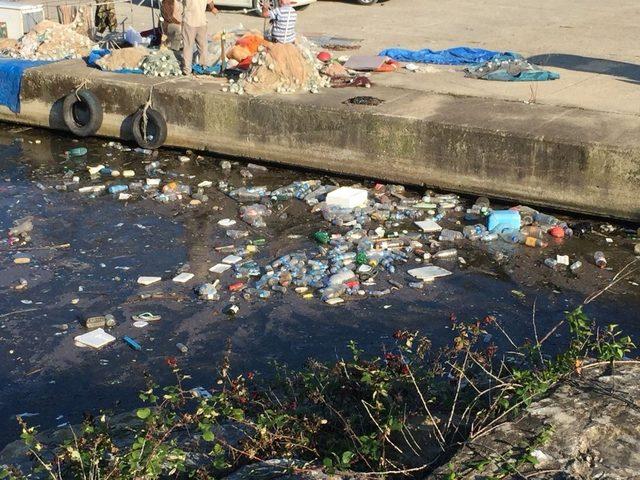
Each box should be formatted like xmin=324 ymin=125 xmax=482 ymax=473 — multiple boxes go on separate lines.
xmin=528 ymin=54 xmax=640 ymax=85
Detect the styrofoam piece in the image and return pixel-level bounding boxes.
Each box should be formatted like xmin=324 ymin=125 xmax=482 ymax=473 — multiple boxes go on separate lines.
xmin=407 ymin=266 xmax=452 ymax=282
xmin=415 ymin=219 xmax=442 ymax=233
xmin=198 ymin=180 xmax=213 ymax=188
xmin=146 ymin=178 xmax=161 ymax=186
xmin=222 ymin=255 xmax=242 ymax=265
xmin=556 ymin=255 xmax=570 ymax=266
xmin=209 ymin=263 xmax=232 ymax=274
xmin=137 ymin=276 xmax=162 ymax=285
xmin=218 ymin=218 xmax=236 ymax=227
xmin=74 ymin=328 xmax=116 ymax=349
xmin=172 ymin=272 xmax=194 ymax=283
xmin=326 ymin=187 xmax=368 ymax=209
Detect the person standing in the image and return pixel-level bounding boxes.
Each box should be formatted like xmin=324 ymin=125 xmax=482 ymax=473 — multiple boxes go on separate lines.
xmin=181 ymin=0 xmax=217 ymax=75
xmin=161 ymin=0 xmax=183 ymax=50
xmin=262 ymin=0 xmax=297 ymax=44
xmin=95 ymin=0 xmax=117 ymax=33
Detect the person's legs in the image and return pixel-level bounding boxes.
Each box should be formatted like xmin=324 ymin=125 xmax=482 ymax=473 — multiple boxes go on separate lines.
xmin=195 ymin=25 xmax=208 ymax=68
xmin=182 ymin=23 xmax=195 ymax=75
xmin=165 ymin=23 xmax=182 ymax=51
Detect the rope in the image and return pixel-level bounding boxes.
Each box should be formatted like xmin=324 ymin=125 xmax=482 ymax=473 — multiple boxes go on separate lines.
xmin=140 ymin=77 xmax=178 ymax=141
xmin=74 ymin=79 xmax=91 ymax=100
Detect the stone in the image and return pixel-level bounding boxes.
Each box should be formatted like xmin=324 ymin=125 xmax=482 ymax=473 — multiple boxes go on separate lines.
xmin=432 ymin=364 xmax=640 ymax=479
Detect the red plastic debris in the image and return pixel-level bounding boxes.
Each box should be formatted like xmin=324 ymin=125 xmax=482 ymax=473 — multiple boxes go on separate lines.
xmin=548 ymin=226 xmax=565 ymax=238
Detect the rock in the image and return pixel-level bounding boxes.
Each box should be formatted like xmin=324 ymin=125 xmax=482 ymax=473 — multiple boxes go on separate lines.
xmin=222 ymin=459 xmax=360 ymax=480
xmin=432 ymin=364 xmax=640 ymax=479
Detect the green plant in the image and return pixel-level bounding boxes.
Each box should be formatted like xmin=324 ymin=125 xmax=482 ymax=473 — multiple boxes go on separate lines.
xmin=8 ymin=308 xmax=636 ymax=479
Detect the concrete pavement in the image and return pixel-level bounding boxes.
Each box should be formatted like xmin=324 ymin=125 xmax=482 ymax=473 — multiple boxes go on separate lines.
xmin=2 ymin=0 xmax=639 ymax=219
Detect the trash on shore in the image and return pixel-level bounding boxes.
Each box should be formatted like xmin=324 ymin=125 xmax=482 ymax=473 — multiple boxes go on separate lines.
xmin=1 ymin=20 xmax=95 ymax=60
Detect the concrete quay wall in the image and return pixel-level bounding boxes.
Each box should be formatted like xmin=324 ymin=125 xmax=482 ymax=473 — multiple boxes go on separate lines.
xmin=1 ymin=60 xmax=639 ymax=221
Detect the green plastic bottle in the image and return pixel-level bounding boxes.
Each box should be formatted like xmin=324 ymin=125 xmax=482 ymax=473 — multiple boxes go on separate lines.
xmin=313 ymin=231 xmax=330 ymax=244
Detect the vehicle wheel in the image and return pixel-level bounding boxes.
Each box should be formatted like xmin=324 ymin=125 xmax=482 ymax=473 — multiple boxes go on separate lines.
xmin=131 ymin=108 xmax=167 ymax=149
xmin=62 ymin=90 xmax=103 ymax=137
xmin=294 ymin=4 xmax=310 ymax=10
xmin=357 ymin=0 xmax=378 ymax=4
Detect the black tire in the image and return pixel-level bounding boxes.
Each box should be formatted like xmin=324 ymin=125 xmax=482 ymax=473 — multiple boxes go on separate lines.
xmin=62 ymin=90 xmax=103 ymax=137
xmin=131 ymin=108 xmax=167 ymax=150
xmin=357 ymin=0 xmax=378 ymax=4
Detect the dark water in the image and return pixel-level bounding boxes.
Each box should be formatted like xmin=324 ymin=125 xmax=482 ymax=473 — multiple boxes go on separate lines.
xmin=0 ymin=125 xmax=638 ymax=448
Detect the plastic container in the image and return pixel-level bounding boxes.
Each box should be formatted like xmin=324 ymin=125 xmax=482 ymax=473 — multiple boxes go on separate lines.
xmin=488 ymin=210 xmax=521 ymax=232
xmin=594 ymin=251 xmax=607 ymax=268
xmin=326 ymin=187 xmax=368 ymax=209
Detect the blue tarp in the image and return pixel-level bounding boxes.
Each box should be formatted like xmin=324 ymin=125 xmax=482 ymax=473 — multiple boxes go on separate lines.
xmin=379 ymin=46 xmax=503 ymax=65
xmin=0 ymin=58 xmax=51 ymax=113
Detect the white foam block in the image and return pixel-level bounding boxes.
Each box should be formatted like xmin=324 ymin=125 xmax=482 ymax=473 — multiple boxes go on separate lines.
xmin=172 ymin=272 xmax=194 ymax=283
xmin=222 ymin=255 xmax=242 ymax=265
xmin=408 ymin=266 xmax=452 ymax=282
xmin=74 ymin=328 xmax=116 ymax=349
xmin=137 ymin=276 xmax=162 ymax=286
xmin=415 ymin=219 xmax=442 ymax=233
xmin=209 ymin=263 xmax=232 ymax=274
xmin=326 ymin=187 xmax=368 ymax=209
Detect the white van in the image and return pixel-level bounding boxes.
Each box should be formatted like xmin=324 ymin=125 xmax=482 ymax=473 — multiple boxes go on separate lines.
xmin=215 ymin=0 xmax=316 ymax=11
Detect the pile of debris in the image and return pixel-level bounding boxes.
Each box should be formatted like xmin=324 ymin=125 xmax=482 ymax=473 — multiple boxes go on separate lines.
xmin=1 ymin=20 xmax=95 ymax=60
xmin=49 ymin=147 xmax=619 ymax=309
xmin=226 ymin=41 xmax=329 ymax=95
xmin=140 ymin=49 xmax=182 ymax=77
xmin=95 ymin=46 xmax=149 ymax=72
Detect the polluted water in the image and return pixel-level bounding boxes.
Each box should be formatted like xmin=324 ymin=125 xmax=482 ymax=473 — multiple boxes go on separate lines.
xmin=0 ymin=125 xmax=638 ymax=446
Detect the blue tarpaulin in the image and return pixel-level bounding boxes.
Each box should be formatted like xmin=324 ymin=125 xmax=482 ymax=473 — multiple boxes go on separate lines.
xmin=379 ymin=46 xmax=502 ymax=65
xmin=0 ymin=58 xmax=50 ymax=113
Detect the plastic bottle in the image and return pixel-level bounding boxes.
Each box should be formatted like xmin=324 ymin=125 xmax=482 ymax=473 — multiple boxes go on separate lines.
xmin=480 ymin=232 xmax=499 ymax=242
xmin=463 ymin=224 xmax=487 ymax=240
xmin=544 ymin=258 xmax=558 ymax=269
xmin=499 ymin=231 xmax=525 ymax=244
xmin=439 ymin=229 xmax=464 ymax=242
xmin=433 ymin=248 xmax=458 ymax=259
xmin=594 ymin=251 xmax=607 ymax=268
xmin=176 ymin=343 xmax=188 ymax=353
xmin=533 ymin=212 xmax=560 ymax=226
xmin=520 ymin=226 xmax=546 ymax=239
xmin=570 ymin=260 xmax=582 ymax=273
xmin=523 ymin=237 xmax=548 ymax=248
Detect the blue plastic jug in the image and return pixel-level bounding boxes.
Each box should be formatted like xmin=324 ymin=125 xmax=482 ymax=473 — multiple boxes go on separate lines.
xmin=488 ymin=210 xmax=521 ymax=232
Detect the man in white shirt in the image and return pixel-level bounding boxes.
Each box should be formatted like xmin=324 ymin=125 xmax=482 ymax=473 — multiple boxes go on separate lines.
xmin=182 ymin=0 xmax=218 ymax=75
